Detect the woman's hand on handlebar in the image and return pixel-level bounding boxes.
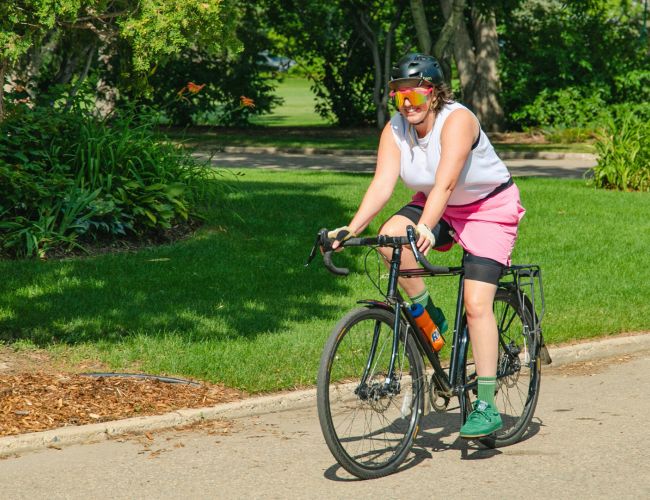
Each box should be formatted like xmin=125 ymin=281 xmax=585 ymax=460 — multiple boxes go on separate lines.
xmin=415 ymin=223 xmax=435 ymax=256
xmin=320 ymin=226 xmax=356 ymax=253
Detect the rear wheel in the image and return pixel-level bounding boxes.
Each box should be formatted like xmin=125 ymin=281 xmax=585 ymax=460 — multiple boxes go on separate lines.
xmin=464 ymin=289 xmax=541 ymax=448
xmin=317 ymin=306 xmax=424 ymax=479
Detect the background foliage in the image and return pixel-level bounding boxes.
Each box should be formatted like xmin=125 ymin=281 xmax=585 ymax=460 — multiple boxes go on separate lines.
xmin=500 ymin=0 xmax=650 ymax=132
xmin=0 ymin=80 xmax=215 ymax=258
xmin=2 ymin=0 xmax=650 ymax=262
xmin=105 ymin=1 xmax=282 ymax=126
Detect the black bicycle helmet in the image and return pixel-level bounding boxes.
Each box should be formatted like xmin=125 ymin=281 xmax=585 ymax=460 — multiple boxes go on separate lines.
xmin=389 ymin=53 xmax=444 ymax=89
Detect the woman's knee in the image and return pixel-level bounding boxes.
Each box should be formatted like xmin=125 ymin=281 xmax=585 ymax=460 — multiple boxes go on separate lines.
xmin=378 ymin=215 xmax=411 ymax=237
xmin=464 ymin=293 xmax=495 ymax=320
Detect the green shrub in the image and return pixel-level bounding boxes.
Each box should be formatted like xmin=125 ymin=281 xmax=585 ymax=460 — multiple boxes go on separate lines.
xmin=0 ymin=80 xmax=218 ymax=258
xmin=511 ymin=80 xmax=650 ymax=143
xmin=512 ymin=86 xmax=610 ymax=131
xmin=613 ymin=70 xmax=650 ymax=104
xmin=590 ymin=112 xmax=650 ymax=192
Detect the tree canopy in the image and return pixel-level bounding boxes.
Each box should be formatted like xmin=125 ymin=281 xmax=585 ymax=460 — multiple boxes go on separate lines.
xmin=0 ymin=0 xmax=241 ymax=120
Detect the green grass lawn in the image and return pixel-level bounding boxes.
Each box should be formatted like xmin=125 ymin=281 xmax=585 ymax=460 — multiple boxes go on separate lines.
xmin=1 ymin=173 xmax=648 ymax=392
xmin=249 ymin=77 xmax=330 ymax=127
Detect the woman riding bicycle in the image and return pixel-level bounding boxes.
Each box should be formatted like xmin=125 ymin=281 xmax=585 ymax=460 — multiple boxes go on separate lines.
xmin=329 ymin=53 xmax=525 ymax=439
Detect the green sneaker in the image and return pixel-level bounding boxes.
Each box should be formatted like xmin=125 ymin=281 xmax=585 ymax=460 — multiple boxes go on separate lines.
xmin=429 ymin=306 xmax=448 ymax=335
xmin=459 ymin=400 xmax=503 ymax=439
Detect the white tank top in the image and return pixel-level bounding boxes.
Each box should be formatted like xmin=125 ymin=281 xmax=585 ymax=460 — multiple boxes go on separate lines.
xmin=390 ymin=102 xmax=510 ymax=206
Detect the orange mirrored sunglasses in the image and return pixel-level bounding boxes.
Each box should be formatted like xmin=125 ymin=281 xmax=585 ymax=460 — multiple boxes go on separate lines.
xmin=390 ymin=87 xmax=434 ymax=107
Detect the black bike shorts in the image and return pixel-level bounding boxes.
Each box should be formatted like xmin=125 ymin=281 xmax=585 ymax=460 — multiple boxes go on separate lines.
xmin=391 ymin=204 xmax=504 ymax=286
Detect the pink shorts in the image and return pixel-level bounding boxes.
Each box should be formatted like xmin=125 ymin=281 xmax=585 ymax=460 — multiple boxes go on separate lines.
xmin=409 ymin=184 xmax=526 ymax=266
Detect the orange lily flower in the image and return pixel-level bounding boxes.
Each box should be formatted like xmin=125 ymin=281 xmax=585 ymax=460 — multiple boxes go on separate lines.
xmin=188 ymin=82 xmax=206 ymax=94
xmin=240 ymin=96 xmax=255 ymax=108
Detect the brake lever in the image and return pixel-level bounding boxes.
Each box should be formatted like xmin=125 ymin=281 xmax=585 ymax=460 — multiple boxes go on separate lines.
xmin=305 ymin=228 xmax=329 ymax=267
xmin=406 ymin=226 xmax=420 ymax=264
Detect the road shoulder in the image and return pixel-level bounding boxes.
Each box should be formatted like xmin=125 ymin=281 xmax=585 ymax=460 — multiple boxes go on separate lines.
xmin=1 ymin=332 xmax=648 ymax=457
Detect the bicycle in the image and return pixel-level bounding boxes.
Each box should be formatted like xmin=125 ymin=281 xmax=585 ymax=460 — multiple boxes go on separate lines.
xmin=305 ymin=226 xmax=552 ymax=479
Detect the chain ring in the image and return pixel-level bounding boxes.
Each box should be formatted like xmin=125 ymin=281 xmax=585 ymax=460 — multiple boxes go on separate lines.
xmin=430 ymin=382 xmax=450 ymax=413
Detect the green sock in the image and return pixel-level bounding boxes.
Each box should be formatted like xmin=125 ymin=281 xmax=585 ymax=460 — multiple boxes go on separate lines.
xmin=409 ymin=289 xmax=430 ymax=308
xmin=477 ymin=376 xmax=497 ymax=409
xmin=408 ymin=289 xmax=448 ymax=334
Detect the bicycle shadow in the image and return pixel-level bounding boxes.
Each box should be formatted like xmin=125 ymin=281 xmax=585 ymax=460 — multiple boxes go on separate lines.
xmin=322 ymin=411 xmax=546 ymax=481
xmin=415 ymin=410 xmax=545 ymax=460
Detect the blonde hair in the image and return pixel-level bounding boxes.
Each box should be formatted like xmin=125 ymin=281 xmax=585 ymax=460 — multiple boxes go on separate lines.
xmin=408 ymin=83 xmax=455 ymax=148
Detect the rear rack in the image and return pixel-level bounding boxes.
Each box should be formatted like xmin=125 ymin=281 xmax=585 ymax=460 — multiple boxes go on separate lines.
xmin=500 ymin=264 xmax=545 ymax=335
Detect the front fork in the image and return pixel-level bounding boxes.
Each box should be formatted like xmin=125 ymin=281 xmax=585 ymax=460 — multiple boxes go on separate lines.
xmin=356 ymin=248 xmax=404 ymax=398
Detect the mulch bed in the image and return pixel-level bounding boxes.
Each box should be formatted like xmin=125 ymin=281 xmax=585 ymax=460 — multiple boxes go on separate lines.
xmin=0 ymin=372 xmax=243 ymax=438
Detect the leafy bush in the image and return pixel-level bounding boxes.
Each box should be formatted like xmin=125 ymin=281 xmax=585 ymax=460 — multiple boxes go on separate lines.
xmin=590 ymin=112 xmax=650 ymax=192
xmin=511 ymin=81 xmax=650 ymax=142
xmin=0 ymin=80 xmax=217 ymax=258
xmin=613 ymin=70 xmax=650 ymax=104
xmin=512 ymin=86 xmax=610 ymax=130
xmin=499 ymin=0 xmax=646 ymax=128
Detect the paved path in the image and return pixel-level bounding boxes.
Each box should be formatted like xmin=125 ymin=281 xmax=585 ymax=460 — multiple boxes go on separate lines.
xmin=2 ymin=353 xmax=648 ymax=499
xmin=197 ymin=152 xmax=597 ymax=179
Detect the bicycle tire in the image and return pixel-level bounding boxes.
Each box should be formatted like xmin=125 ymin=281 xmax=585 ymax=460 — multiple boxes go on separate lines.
xmin=317 ymin=306 xmax=425 ymax=479
xmin=463 ymin=289 xmax=541 ymax=448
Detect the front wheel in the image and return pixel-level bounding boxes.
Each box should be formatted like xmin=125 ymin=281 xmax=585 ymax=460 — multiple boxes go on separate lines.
xmin=317 ymin=306 xmax=425 ymax=479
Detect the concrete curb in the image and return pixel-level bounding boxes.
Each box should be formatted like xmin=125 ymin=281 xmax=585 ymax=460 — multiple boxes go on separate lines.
xmin=546 ymin=333 xmax=650 ymax=367
xmin=211 ymin=146 xmax=598 ymax=161
xmin=221 ymin=146 xmax=377 ymax=156
xmin=497 ymin=151 xmax=598 ymax=161
xmin=2 ymin=333 xmax=647 ymax=457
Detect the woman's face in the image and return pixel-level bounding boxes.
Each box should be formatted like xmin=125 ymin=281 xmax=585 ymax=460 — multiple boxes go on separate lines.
xmin=395 ymin=85 xmax=437 ymax=124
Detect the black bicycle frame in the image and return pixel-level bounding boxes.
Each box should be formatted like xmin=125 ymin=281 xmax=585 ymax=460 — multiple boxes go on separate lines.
xmin=358 ymin=246 xmax=545 ymax=411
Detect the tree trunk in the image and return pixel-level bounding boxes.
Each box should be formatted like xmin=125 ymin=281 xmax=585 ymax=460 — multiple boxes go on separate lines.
xmin=440 ymin=0 xmax=504 ymax=132
xmin=440 ymin=0 xmax=475 ymax=106
xmin=410 ymin=0 xmax=431 ymax=53
xmin=411 ymin=0 xmax=466 ymax=86
xmin=70 ymin=46 xmax=96 ymax=97
xmin=470 ymin=5 xmax=504 ymax=132
xmin=352 ymin=3 xmax=405 ymax=129
xmin=51 ymin=47 xmax=92 ymax=87
xmin=0 ymin=58 xmax=7 ymax=123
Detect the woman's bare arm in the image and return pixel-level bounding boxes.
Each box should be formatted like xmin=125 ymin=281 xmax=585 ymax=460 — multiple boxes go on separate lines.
xmin=347 ymin=122 xmax=402 ymax=234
